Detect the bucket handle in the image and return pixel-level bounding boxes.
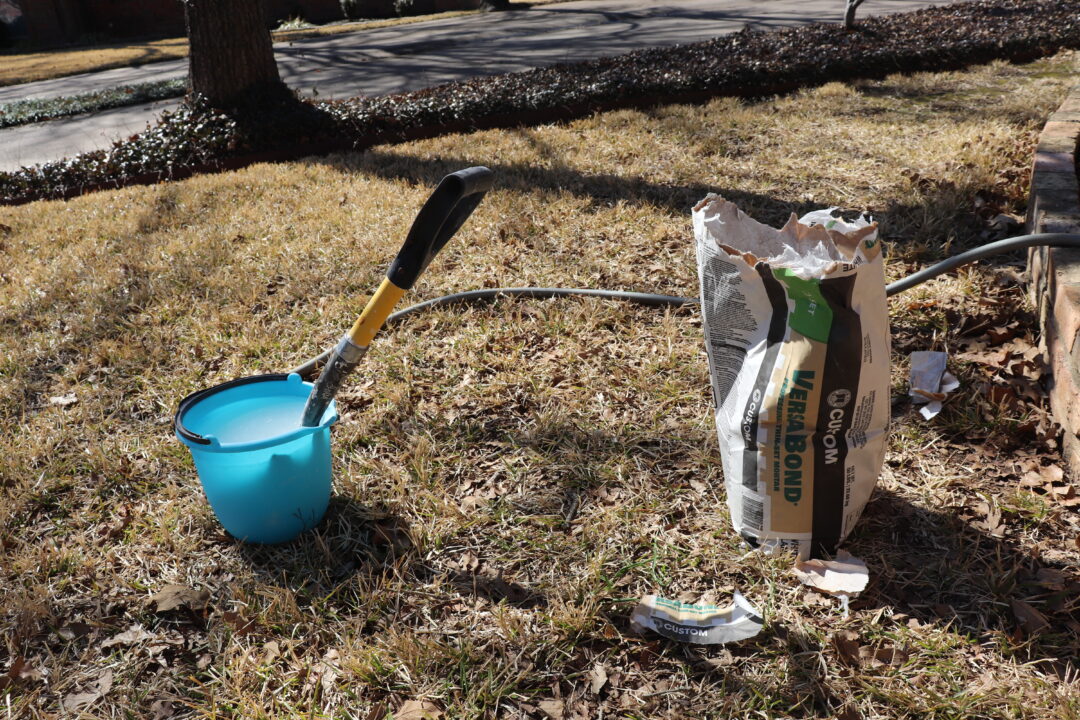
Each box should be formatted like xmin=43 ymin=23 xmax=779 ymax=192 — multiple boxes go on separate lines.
xmin=174 ymin=373 xmax=291 ymax=445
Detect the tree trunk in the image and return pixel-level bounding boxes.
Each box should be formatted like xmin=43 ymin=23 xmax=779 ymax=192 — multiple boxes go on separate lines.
xmin=843 ymin=0 xmax=865 ymax=29
xmin=183 ymin=0 xmax=284 ymax=108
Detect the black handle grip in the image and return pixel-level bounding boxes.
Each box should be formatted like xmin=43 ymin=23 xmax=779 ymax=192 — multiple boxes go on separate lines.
xmin=386 ymin=166 xmax=494 ymax=290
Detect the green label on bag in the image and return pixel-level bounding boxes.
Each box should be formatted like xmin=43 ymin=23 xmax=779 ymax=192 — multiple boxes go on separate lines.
xmin=775 ymin=269 xmax=832 ymax=342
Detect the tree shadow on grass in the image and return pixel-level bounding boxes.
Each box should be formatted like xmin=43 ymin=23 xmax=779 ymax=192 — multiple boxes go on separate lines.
xmin=308 ymin=146 xmax=823 ymax=226
xmin=237 ymin=495 xmax=546 ymax=615
xmin=308 ymin=145 xmax=1001 ymax=262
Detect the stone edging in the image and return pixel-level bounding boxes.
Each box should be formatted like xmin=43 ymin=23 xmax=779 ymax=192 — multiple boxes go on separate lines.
xmin=1027 ymin=85 xmax=1080 ymax=472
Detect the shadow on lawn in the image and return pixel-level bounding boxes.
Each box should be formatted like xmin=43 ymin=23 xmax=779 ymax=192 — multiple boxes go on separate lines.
xmin=849 ymin=487 xmax=1080 ymax=674
xmin=644 ymin=484 xmax=1080 ymax=717
xmin=237 ymin=496 xmax=546 ymax=612
xmin=310 ymin=146 xmax=824 ymax=225
xmin=309 ymin=146 xmax=995 ymax=260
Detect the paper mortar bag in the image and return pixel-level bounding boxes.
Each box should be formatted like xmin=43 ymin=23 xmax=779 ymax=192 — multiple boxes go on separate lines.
xmin=693 ymin=195 xmax=890 ymax=559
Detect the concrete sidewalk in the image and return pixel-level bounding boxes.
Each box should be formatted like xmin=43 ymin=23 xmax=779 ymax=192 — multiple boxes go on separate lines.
xmin=0 ymin=0 xmax=966 ymax=172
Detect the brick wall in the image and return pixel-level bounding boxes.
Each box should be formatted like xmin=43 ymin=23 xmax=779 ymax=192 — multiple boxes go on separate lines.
xmin=1027 ymin=87 xmax=1080 ymax=474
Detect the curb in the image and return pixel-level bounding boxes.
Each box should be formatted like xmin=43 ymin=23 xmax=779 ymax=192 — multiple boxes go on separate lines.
xmin=1028 ymin=85 xmax=1080 ymax=474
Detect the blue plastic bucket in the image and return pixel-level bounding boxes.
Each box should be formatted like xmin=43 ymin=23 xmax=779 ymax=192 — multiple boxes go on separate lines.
xmin=174 ymin=373 xmax=338 ymax=544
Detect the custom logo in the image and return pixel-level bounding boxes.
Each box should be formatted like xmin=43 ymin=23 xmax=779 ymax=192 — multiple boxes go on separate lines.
xmin=822 ymin=389 xmax=853 ymax=465
xmin=827 ymin=389 xmax=852 ymax=409
xmin=741 ymin=388 xmax=761 ymax=443
xmin=658 ymin=621 xmax=708 ymax=637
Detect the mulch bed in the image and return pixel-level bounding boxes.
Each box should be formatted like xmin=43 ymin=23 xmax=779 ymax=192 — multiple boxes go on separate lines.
xmin=2 ymin=0 xmax=1079 ymax=205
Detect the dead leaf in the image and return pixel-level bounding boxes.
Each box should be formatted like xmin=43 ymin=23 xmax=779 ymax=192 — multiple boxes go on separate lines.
xmin=971 ymin=500 xmax=1006 ymax=538
xmin=537 ymin=699 xmax=564 ymax=719
xmin=459 ymin=494 xmax=485 ymax=512
xmin=906 ymin=299 xmax=938 ymax=310
xmin=312 ymin=649 xmax=341 ymax=697
xmin=1040 ymin=465 xmax=1065 ymax=483
xmin=151 ymin=584 xmax=210 ymax=613
xmin=986 ymin=324 xmax=1018 ymax=344
xmin=49 ymin=393 xmax=78 ymax=406
xmin=588 ymin=663 xmax=608 ymax=695
xmin=222 ymin=610 xmax=257 ymax=636
xmin=860 ymin=644 xmax=909 ymax=668
xmin=1019 ymin=472 xmax=1045 ymax=488
xmin=0 ymin=657 xmax=44 ymax=690
xmin=366 ymin=702 xmax=389 ymax=720
xmin=906 ymin=617 xmax=930 ymax=631
xmin=457 ymin=550 xmax=480 ymax=573
xmin=832 ymin=630 xmax=862 ymax=667
xmin=396 ymin=699 xmax=443 ymax=719
xmin=1035 ymin=568 xmax=1066 ymax=591
xmin=1049 ymin=483 xmax=1074 ymax=497
xmin=831 ymin=630 xmax=907 ymax=669
xmin=62 ymin=668 xmax=113 ymax=712
xmin=1011 ymin=599 xmax=1050 ymax=634
xmin=957 ymin=347 xmax=1009 ymax=367
xmin=1056 ymin=487 xmax=1080 ymax=507
xmin=150 ymin=699 xmax=175 ymax=719
xmin=57 ymin=621 xmax=94 ymax=641
xmin=101 ymin=624 xmax=154 ymax=648
xmin=145 ymin=629 xmax=184 ymax=660
xmin=196 ymin=654 xmax=212 ymax=670
xmin=699 ymin=648 xmax=735 ymax=670
xmin=262 ymin=641 xmax=281 ymax=665
xmin=802 ymin=590 xmax=833 ymax=608
xmin=101 ymin=503 xmax=135 ymax=539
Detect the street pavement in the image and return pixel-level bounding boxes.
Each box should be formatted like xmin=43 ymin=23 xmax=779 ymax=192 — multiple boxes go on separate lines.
xmin=0 ymin=0 xmax=967 ymax=172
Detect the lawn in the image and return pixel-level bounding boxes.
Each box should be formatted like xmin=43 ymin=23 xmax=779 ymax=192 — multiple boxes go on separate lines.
xmin=2 ymin=52 xmax=1079 ymax=718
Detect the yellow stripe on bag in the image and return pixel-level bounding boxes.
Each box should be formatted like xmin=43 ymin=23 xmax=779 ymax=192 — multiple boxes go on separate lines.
xmin=347 ymin=277 xmax=406 ymax=348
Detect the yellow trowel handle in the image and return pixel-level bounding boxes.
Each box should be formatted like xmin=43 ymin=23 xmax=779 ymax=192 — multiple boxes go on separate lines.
xmin=300 ymin=167 xmax=494 ymax=427
xmin=345 ymin=277 xmax=406 ymax=349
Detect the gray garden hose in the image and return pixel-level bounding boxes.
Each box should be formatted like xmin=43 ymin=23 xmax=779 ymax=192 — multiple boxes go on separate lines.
xmin=290 ymin=232 xmax=1080 ymax=380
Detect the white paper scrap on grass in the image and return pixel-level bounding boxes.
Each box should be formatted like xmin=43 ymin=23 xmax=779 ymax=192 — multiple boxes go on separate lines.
xmin=793 ymin=550 xmax=869 ymax=596
xmin=630 ymin=592 xmax=764 ymax=645
xmin=909 ymin=350 xmax=959 ymax=420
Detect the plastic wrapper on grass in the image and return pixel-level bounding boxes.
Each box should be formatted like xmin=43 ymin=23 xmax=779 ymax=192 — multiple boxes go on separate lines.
xmin=909 ymin=350 xmax=960 ymax=420
xmin=630 ymin=593 xmax=764 ymax=645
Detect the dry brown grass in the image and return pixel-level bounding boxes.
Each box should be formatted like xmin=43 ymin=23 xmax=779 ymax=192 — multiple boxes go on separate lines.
xmin=0 ymin=36 xmax=189 ymax=87
xmin=2 ymin=53 xmax=1080 ymax=718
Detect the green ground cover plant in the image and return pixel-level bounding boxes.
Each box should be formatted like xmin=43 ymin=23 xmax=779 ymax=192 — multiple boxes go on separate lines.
xmin=0 ymin=78 xmax=186 ymax=130
xmin=1 ymin=50 xmax=1078 ymax=718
